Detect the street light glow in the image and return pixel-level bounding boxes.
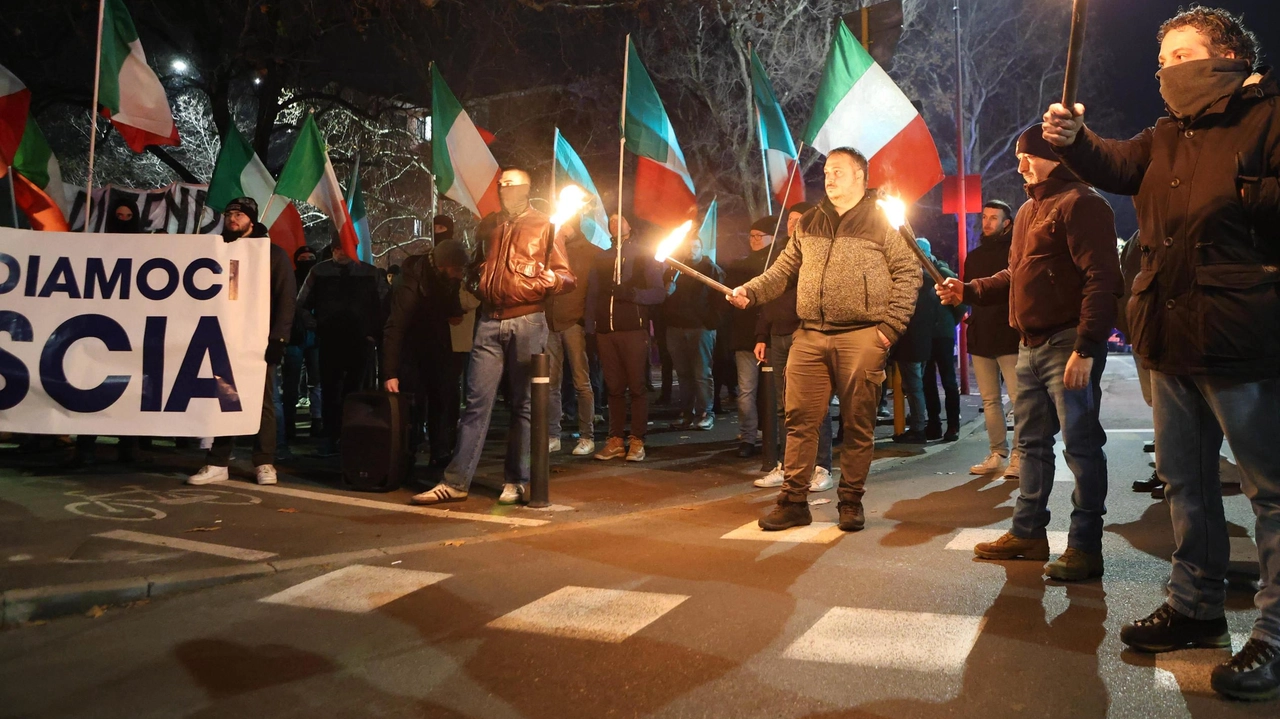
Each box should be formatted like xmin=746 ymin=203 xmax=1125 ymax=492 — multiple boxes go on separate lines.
xmin=171 ymin=59 xmax=188 ymax=73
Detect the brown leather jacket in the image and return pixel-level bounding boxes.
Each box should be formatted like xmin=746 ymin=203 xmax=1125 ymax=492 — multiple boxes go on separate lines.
xmin=470 ymin=207 xmax=576 ymax=319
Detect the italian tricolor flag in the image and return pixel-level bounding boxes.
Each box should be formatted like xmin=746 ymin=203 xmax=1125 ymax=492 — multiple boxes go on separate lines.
xmin=624 ymin=38 xmax=696 ymax=229
xmin=97 ymin=0 xmax=179 ymax=152
xmin=749 ymin=47 xmax=804 ymax=211
xmin=207 ymin=121 xmax=307 ymax=259
xmin=275 ymin=114 xmax=360 ymax=261
xmin=432 ymin=65 xmax=500 ymax=219
xmin=1 ymin=64 xmax=70 ymax=231
xmin=803 ymin=21 xmax=942 ymax=204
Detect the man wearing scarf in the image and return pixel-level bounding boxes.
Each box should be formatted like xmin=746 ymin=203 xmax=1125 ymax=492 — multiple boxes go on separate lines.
xmin=1041 ymin=7 xmax=1280 ymax=700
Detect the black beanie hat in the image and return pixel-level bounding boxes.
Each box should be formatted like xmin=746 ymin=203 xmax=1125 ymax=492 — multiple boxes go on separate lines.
xmin=1016 ymin=124 xmax=1057 ymax=161
xmin=224 ymin=196 xmax=260 ymax=225
xmin=751 ymin=216 xmax=778 ymax=234
xmin=788 ymin=201 xmax=816 ymax=216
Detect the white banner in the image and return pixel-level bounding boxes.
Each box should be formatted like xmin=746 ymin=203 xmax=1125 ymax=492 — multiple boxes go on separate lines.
xmin=0 ymin=228 xmax=269 ymax=436
xmin=68 ymin=183 xmax=223 ymax=235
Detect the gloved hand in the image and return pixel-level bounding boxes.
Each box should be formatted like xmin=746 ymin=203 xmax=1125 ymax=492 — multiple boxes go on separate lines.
xmin=265 ymin=339 xmax=286 ymax=365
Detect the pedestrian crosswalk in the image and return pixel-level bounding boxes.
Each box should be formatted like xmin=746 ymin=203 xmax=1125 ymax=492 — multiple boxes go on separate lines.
xmin=487 ymin=586 xmax=690 ymax=643
xmin=783 ymin=607 xmax=985 ymax=674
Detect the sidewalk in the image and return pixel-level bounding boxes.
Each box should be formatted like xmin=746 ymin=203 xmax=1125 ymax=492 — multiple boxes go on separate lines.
xmin=0 ymin=383 xmax=983 ymax=628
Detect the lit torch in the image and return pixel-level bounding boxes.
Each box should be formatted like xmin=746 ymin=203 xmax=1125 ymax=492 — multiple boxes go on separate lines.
xmin=549 ymin=185 xmax=590 ymax=234
xmin=876 ymin=195 xmax=946 ymax=286
xmin=653 ymin=220 xmax=734 ymax=295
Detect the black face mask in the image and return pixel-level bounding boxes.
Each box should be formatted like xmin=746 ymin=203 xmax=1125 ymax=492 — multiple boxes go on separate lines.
xmin=106 ymin=206 xmax=141 ymax=234
xmin=498 ymin=185 xmax=530 ymax=215
xmin=295 ymin=259 xmax=316 ymax=284
xmin=1157 ymin=57 xmax=1251 ymax=120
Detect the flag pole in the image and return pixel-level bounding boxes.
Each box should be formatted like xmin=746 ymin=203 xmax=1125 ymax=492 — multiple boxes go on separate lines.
xmin=551 ymin=129 xmax=558 ymax=203
xmin=84 ymin=0 xmax=106 ymax=232
xmin=615 ymin=34 xmax=630 ymax=287
xmin=763 ymin=141 xmax=804 ymax=268
xmin=428 ymin=61 xmax=437 ymax=246
xmin=749 ymin=43 xmax=773 ymax=216
xmin=6 ymin=174 xmax=18 ymax=229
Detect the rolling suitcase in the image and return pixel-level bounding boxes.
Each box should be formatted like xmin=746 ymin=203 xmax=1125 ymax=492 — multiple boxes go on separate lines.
xmin=340 ymin=390 xmax=412 ymax=492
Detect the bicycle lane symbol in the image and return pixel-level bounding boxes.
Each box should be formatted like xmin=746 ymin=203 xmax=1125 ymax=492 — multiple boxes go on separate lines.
xmin=63 ymin=485 xmax=263 ymax=522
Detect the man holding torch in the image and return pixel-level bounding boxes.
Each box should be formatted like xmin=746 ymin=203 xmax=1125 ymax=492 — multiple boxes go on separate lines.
xmin=727 ymin=148 xmax=920 ymax=532
xmin=1041 ymin=7 xmax=1280 ymax=700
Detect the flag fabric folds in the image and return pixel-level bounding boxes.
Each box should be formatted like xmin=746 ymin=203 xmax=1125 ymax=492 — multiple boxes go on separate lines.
xmin=553 ymin=129 xmax=611 ymax=251
xmin=208 ymin=121 xmax=306 ymax=259
xmin=432 ymin=65 xmax=501 ymax=219
xmin=276 ymin=114 xmax=360 ymax=260
xmin=346 ymin=168 xmax=372 ymax=263
xmin=0 ymin=65 xmax=32 ymax=173
xmin=697 ymin=197 xmax=717 ymax=263
xmin=803 ymin=21 xmax=942 ymax=204
xmin=98 ymin=0 xmax=179 ymax=152
xmin=623 ymin=39 xmax=696 ymax=228
xmin=0 ymin=64 xmax=69 ymax=230
xmin=749 ymin=47 xmax=804 ymax=211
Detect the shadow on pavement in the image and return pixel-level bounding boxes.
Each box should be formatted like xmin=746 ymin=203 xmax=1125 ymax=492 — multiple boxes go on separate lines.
xmin=879 ymin=475 xmax=1016 ymax=548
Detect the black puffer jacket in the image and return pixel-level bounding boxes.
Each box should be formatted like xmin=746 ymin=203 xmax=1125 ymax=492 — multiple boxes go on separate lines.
xmin=963 ymin=228 xmax=1021 ymax=358
xmin=1054 ymin=68 xmax=1280 ymax=377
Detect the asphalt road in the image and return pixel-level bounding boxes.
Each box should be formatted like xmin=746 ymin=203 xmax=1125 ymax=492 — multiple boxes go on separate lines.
xmin=0 ymin=356 xmax=1271 ymax=718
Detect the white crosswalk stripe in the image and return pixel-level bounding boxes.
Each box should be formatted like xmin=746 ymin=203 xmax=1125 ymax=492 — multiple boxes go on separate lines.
xmin=783 ymin=607 xmax=985 ymax=673
xmin=720 ymin=521 xmax=844 ymax=544
xmin=486 ymin=586 xmax=689 ymax=643
xmin=260 ymin=565 xmax=450 ymax=613
xmin=946 ymin=528 xmax=1070 ymax=555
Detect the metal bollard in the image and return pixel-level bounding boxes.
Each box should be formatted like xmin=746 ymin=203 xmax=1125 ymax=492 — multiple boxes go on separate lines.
xmin=760 ymin=364 xmax=777 ymax=472
xmin=528 ymin=353 xmax=551 ymax=508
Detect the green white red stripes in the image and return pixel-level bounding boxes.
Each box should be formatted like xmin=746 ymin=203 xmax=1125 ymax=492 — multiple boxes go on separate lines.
xmin=0 ymin=64 xmax=32 ymax=172
xmin=432 ymin=65 xmax=500 ymax=218
xmin=0 ymin=63 xmax=69 ymax=231
xmin=276 ymin=114 xmax=359 ymax=260
xmin=208 ymin=121 xmax=306 ymax=258
xmin=624 ymin=39 xmax=696 ymax=228
xmin=803 ymin=21 xmax=942 ymax=203
xmin=749 ymin=47 xmax=803 ymax=210
xmin=97 ymin=0 xmax=179 ymax=152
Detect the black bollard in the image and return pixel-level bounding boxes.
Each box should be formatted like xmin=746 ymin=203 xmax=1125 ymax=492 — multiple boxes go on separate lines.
xmin=528 ymin=353 xmax=551 ymax=508
xmin=760 ymin=364 xmax=777 ymax=472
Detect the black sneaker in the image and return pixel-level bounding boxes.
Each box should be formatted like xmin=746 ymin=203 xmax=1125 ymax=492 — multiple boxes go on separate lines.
xmin=892 ymin=429 xmax=927 ymax=444
xmin=1120 ymin=604 xmax=1231 ymax=653
xmin=837 ymin=501 xmax=865 ymax=532
xmin=759 ymin=501 xmax=812 ymax=531
xmin=942 ymin=429 xmax=959 ymax=443
xmin=1211 ymin=638 xmax=1280 ymax=701
xmin=736 ymin=442 xmax=759 ymax=458
xmin=925 ymin=423 xmax=943 ymax=441
xmin=1133 ymin=471 xmax=1162 ymax=493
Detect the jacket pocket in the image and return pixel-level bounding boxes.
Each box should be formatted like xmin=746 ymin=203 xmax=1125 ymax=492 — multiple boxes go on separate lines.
xmin=1195 ymin=263 xmax=1280 ymax=360
xmin=1126 ymin=269 xmax=1158 ymax=359
xmin=503 ymin=258 xmax=549 ymax=305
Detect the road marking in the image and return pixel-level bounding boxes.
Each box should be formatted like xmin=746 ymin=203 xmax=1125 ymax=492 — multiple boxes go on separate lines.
xmin=260 ymin=565 xmax=450 ymax=613
xmin=95 ymin=529 xmax=277 ymax=561
xmin=487 ymin=586 xmax=689 ymax=643
xmin=721 ymin=520 xmax=844 ymax=544
xmin=227 ymin=481 xmax=549 ymax=527
xmin=783 ymin=607 xmax=985 ymax=674
xmin=946 ymin=528 xmax=1069 ymax=555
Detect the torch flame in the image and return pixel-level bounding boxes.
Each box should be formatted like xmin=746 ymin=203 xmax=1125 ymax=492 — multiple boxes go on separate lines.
xmin=876 ymin=195 xmax=908 ymax=231
xmin=653 ymin=220 xmax=696 ymax=262
xmin=550 ymin=185 xmax=590 ymax=229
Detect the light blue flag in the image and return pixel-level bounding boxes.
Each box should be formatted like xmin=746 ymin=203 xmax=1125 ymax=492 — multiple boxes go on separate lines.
xmin=697 ymin=197 xmax=717 ymax=263
xmin=552 ymin=129 xmax=611 ymax=250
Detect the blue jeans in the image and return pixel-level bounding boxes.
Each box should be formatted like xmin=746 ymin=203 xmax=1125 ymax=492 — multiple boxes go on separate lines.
xmin=667 ymin=327 xmax=715 ymax=420
xmin=1010 ymin=330 xmax=1109 ymax=553
xmin=898 ymin=361 xmax=926 ymax=432
xmin=443 ymin=313 xmax=548 ymax=491
xmin=1154 ymin=371 xmax=1280 ymax=645
xmin=734 ymin=351 xmax=760 ymax=443
xmin=547 ymin=324 xmax=593 ymax=438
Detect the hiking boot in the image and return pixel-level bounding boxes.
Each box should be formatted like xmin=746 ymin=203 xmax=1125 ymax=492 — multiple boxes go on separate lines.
xmin=1044 ymin=547 xmax=1104 ymax=581
xmin=1003 ymin=453 xmax=1021 ymax=479
xmin=837 ymin=501 xmax=865 ymax=532
xmin=973 ymin=531 xmax=1050 ymax=560
xmin=970 ymin=453 xmax=1007 ymax=475
xmin=1152 ymin=483 xmax=1166 ymax=500
xmin=1211 ymin=638 xmax=1280 ymax=702
xmin=572 ymin=438 xmax=596 ymax=456
xmin=1120 ymin=603 xmax=1231 ymax=653
xmin=1133 ymin=470 xmax=1162 ymax=493
xmin=758 ymin=500 xmax=811 ymax=531
xmin=809 ymin=466 xmax=834 ymax=492
xmin=625 ymin=438 xmax=646 ymax=462
xmin=754 ymin=463 xmax=784 ymax=488
xmin=594 ymin=437 xmax=626 ymax=460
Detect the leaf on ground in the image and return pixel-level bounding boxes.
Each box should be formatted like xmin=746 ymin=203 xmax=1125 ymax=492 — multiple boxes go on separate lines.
xmin=442 ymin=540 xmax=465 ymax=547
xmin=86 ymin=605 xmax=106 ymax=618
xmin=809 ymin=498 xmax=832 ymax=506
xmin=277 ymin=508 xmax=299 ymax=513
xmin=184 ymin=526 xmax=221 ymax=533
xmin=679 ymin=507 xmax=695 ymax=511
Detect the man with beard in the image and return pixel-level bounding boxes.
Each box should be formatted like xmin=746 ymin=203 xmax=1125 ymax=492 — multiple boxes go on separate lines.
xmin=188 ymin=197 xmax=296 ymax=486
xmin=1041 ymin=7 xmax=1280 ymax=699
xmin=964 ymin=199 xmax=1023 ymax=479
xmin=409 ymin=168 xmax=575 ymax=506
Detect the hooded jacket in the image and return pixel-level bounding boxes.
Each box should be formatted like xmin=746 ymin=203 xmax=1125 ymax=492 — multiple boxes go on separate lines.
xmin=743 ymin=193 xmax=921 ymax=342
xmin=964 ymin=166 xmax=1122 ymax=356
xmin=470 ymin=207 xmax=576 ymax=319
xmin=1054 ymin=68 xmax=1280 ymax=377
xmin=963 ymin=226 xmax=1022 ymax=358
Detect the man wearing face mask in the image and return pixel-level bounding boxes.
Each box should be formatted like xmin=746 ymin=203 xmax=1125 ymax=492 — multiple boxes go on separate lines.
xmin=409 ymin=168 xmax=575 ymax=506
xmin=1041 ymin=7 xmax=1280 ymax=699
xmin=188 ymin=197 xmax=296 ymax=486
xmin=282 ymin=245 xmax=322 ymax=441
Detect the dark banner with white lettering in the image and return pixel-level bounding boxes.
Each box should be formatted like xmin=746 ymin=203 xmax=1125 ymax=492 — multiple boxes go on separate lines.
xmin=0 ymin=229 xmax=268 ymax=436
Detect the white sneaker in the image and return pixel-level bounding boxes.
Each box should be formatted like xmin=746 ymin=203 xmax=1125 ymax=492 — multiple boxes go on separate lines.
xmin=969 ymin=453 xmax=1007 ymax=475
xmin=498 ymin=482 xmax=527 ymax=505
xmin=410 ymin=484 xmax=467 ymax=505
xmin=753 ymin=463 xmax=785 ymax=488
xmin=549 ymin=438 xmax=562 ymax=453
xmin=1003 ymin=453 xmax=1021 ymax=479
xmin=809 ymin=466 xmax=835 ymax=492
xmin=255 ymin=464 xmax=278 ymax=485
xmin=187 ymin=465 xmax=229 ymax=485
xmin=572 ymin=438 xmax=595 ymax=456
